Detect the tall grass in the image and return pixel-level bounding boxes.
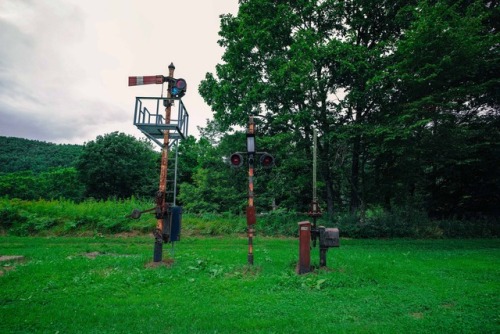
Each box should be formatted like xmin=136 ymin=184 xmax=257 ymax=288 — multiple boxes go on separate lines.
xmin=0 ymin=197 xmax=154 ymax=236
xmin=0 ymin=197 xmax=498 ymax=238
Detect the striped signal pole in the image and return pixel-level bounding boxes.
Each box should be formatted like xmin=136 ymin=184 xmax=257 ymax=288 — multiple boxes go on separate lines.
xmin=229 ymin=115 xmax=274 ymax=265
xmin=246 ymin=115 xmax=256 ymax=265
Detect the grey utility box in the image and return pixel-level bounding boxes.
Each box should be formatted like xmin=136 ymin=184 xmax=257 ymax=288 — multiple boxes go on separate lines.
xmin=319 ymin=227 xmax=340 ymax=248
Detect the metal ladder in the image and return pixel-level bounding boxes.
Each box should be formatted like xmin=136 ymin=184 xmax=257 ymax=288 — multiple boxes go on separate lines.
xmin=164 ymin=138 xmax=180 ymax=207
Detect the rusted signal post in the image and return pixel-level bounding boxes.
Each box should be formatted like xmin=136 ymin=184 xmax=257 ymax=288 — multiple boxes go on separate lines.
xmin=247 ymin=116 xmax=257 ymax=265
xmin=298 ymin=129 xmax=340 ymax=274
xmin=230 ymin=115 xmax=274 ymax=265
xmin=153 ymin=63 xmax=175 ymax=262
xmin=128 ymin=63 xmax=189 ymax=263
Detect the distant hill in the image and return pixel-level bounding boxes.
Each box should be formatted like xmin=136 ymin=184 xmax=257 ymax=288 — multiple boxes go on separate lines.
xmin=0 ymin=136 xmax=83 ymax=173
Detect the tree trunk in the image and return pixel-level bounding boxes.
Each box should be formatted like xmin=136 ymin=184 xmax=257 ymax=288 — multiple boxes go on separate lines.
xmin=324 ymin=171 xmax=335 ymax=218
xmin=350 ymin=134 xmax=361 ymax=212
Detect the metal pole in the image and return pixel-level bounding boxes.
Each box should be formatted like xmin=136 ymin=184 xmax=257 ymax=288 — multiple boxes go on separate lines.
xmin=310 ymin=128 xmax=320 ymax=247
xmin=153 ymin=62 xmax=175 ymax=263
xmin=173 ymin=139 xmax=179 ymax=206
xmin=313 ymin=129 xmax=317 ymax=204
xmin=247 ymin=115 xmax=256 ymax=265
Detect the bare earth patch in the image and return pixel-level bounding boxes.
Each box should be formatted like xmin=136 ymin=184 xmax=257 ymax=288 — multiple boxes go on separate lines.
xmin=0 ymin=255 xmax=25 ymax=262
xmin=80 ymin=252 xmax=136 ymax=259
xmin=112 ymin=231 xmax=144 ymax=238
xmin=411 ymin=312 xmax=424 ymax=319
xmin=144 ymin=259 xmax=175 ymax=268
xmin=0 ymin=255 xmax=26 ymax=276
xmin=83 ymin=252 xmax=102 ymax=259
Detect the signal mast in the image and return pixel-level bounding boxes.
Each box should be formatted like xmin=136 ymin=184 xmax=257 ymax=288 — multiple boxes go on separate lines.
xmin=307 ymin=129 xmax=340 ymax=268
xmin=229 ymin=115 xmax=275 ymax=265
xmin=128 ymin=63 xmax=189 ymax=263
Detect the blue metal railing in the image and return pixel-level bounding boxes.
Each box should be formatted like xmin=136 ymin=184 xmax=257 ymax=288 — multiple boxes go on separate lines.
xmin=133 ymin=96 xmax=189 ymax=147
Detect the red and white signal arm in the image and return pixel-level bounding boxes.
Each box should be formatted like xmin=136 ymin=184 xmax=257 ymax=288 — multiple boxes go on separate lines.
xmin=128 ymin=75 xmax=164 ymax=86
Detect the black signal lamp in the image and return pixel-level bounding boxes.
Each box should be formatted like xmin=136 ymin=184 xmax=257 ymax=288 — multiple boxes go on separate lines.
xmin=171 ymin=78 xmax=187 ymax=98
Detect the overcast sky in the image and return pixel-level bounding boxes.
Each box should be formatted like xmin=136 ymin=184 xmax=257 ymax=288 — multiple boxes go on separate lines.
xmin=0 ymin=0 xmax=239 ymax=145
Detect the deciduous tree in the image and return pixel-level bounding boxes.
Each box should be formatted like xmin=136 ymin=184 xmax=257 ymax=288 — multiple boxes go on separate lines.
xmin=76 ymin=132 xmax=158 ymax=200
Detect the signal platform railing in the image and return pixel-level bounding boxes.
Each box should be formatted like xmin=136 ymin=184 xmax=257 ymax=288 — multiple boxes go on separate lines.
xmin=133 ymin=96 xmax=189 ymax=147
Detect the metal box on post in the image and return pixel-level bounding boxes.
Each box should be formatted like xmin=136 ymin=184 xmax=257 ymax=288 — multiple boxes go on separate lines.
xmin=170 ymin=206 xmax=182 ymax=242
xmin=319 ymin=227 xmax=340 ymax=248
xmin=161 ymin=206 xmax=182 ymax=243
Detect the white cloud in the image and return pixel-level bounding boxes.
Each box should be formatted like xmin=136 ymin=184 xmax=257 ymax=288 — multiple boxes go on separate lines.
xmin=0 ymin=0 xmax=238 ymax=144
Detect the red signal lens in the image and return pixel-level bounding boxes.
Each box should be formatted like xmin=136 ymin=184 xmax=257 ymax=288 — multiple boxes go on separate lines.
xmin=231 ymin=155 xmax=241 ymax=164
xmin=230 ymin=153 xmax=244 ymax=167
xmin=260 ymin=153 xmax=274 ymax=168
xmin=175 ymin=78 xmax=187 ymax=90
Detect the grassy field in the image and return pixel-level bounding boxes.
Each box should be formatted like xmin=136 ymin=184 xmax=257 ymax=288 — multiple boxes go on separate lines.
xmin=0 ymin=236 xmax=498 ymax=333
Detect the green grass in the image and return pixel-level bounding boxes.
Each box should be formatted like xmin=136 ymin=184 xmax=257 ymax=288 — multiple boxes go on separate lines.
xmin=1 ymin=237 xmax=498 ymax=333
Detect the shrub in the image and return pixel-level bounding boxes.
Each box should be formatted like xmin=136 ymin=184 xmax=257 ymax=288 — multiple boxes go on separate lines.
xmin=0 ymin=205 xmax=27 ymax=230
xmin=0 ymin=198 xmax=497 ymax=238
xmin=258 ymin=209 xmax=309 ymax=237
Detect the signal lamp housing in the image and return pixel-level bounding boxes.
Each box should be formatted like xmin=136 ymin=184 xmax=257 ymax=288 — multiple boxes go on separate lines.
xmin=230 ymin=153 xmax=244 ymax=168
xmin=260 ymin=153 xmax=275 ymax=168
xmin=170 ymin=78 xmax=187 ymax=98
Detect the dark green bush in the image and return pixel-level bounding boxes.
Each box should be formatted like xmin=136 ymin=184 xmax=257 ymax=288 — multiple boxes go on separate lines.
xmin=335 ymin=206 xmax=498 ymax=238
xmin=0 ymin=205 xmax=27 ymax=230
xmin=439 ymin=218 xmax=499 ymax=238
xmin=258 ymin=209 xmax=309 ymax=237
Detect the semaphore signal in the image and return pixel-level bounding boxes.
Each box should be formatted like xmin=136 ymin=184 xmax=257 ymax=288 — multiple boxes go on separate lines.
xmin=127 ymin=62 xmax=189 ymax=264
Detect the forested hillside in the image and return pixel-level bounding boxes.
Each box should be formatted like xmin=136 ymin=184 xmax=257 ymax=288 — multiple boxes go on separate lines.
xmin=0 ymin=136 xmax=82 ymax=173
xmin=0 ymin=133 xmax=158 ymax=202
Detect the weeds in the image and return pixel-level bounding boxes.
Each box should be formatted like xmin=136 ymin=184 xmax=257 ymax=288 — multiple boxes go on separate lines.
xmin=0 ymin=197 xmax=498 ymax=238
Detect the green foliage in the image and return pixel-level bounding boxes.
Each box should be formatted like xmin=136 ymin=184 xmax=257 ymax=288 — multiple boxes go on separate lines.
xmin=182 ymin=212 xmax=247 ymax=236
xmin=258 ymin=209 xmax=310 ymax=237
xmin=0 ymin=197 xmax=154 ymax=236
xmin=0 ymin=136 xmax=82 ymax=173
xmin=197 ymin=0 xmax=499 ymax=220
xmin=0 ymin=137 xmax=94 ymax=202
xmin=76 ymin=132 xmax=159 ymax=200
xmin=178 ymin=133 xmax=248 ymax=214
xmin=178 ymin=128 xmax=316 ymax=215
xmin=0 ymin=168 xmax=84 ymax=201
xmin=0 ymin=202 xmax=27 ymax=231
xmin=335 ymin=205 xmax=498 ymax=239
xmin=1 ymin=198 xmax=497 ymax=238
